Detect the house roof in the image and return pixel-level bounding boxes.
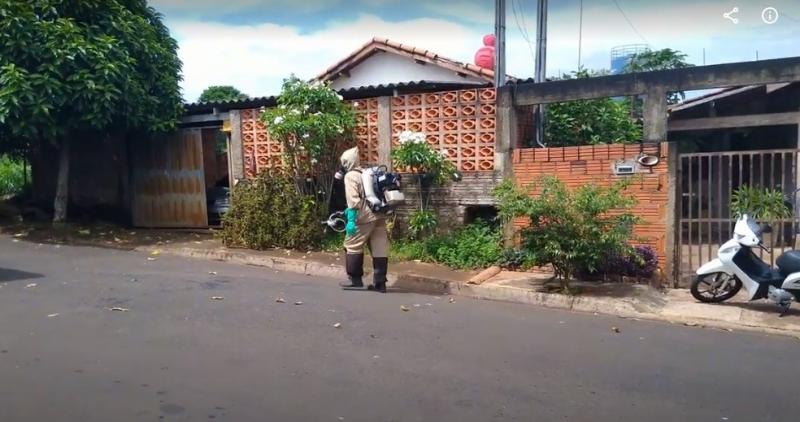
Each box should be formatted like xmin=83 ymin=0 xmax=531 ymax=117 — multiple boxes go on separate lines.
xmin=316 ymin=37 xmax=496 ymax=84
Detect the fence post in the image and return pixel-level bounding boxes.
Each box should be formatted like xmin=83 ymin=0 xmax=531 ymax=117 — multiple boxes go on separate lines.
xmin=495 ymin=87 xmax=516 ymax=179
xmin=228 ymin=110 xmax=244 ymax=184
xmin=643 ymin=87 xmax=668 ymax=143
xmin=665 ymin=141 xmax=679 ymax=287
xmin=377 ymin=96 xmax=392 ymax=170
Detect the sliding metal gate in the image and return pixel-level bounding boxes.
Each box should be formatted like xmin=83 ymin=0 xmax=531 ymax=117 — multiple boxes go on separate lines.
xmin=676 ymin=149 xmax=800 ymax=283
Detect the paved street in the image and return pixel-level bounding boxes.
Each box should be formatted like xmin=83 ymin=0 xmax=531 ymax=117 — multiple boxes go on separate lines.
xmin=0 ymin=237 xmax=798 ymax=421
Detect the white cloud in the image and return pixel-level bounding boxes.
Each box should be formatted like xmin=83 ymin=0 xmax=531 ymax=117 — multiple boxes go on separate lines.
xmin=170 ymin=1 xmax=800 ymax=101
xmin=172 ymin=14 xmax=488 ymax=101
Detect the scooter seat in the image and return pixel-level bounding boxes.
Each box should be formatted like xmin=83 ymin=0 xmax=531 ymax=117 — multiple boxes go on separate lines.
xmin=776 ymin=250 xmax=800 ymax=276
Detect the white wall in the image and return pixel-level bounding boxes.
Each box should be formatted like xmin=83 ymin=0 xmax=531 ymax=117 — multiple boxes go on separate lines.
xmin=329 ymin=52 xmax=486 ymax=91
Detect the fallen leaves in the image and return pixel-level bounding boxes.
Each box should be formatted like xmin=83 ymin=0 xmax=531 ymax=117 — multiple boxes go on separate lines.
xmin=611 ymin=326 xmax=621 ymax=333
xmin=275 ymin=298 xmax=286 ymax=303
xmin=77 ymin=229 xmax=91 ymax=236
xmin=400 ymin=305 xmax=410 ymax=312
xmin=47 ymin=313 xmax=59 ymax=318
xmin=146 ymin=257 xmax=157 ymax=261
xmin=150 ymin=250 xmax=160 ymax=256
xmin=333 ymin=323 xmax=342 ymax=329
xmin=208 ymin=271 xmax=218 ymax=275
xmin=449 ymin=297 xmax=455 ymax=303
xmin=109 ymin=307 xmax=129 ymax=312
xmin=294 ymin=301 xmax=303 ymax=306
xmin=684 ymin=322 xmax=698 ymax=327
xmin=25 ymin=283 xmax=37 ymax=288
xmin=211 ymin=296 xmax=224 ymax=301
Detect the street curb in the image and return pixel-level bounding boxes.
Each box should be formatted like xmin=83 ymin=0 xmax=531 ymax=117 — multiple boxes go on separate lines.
xmin=154 ymin=246 xmax=800 ymax=339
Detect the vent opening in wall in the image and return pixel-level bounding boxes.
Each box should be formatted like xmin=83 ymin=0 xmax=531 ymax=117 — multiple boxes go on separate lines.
xmin=464 ymin=205 xmax=498 ymax=225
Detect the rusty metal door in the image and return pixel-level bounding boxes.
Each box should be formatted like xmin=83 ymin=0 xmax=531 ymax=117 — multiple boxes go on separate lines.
xmin=676 ymin=149 xmax=800 ymax=283
xmin=132 ymin=129 xmax=208 ymax=228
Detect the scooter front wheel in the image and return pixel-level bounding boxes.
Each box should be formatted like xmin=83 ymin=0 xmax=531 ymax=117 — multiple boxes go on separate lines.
xmin=691 ymin=272 xmax=742 ymax=303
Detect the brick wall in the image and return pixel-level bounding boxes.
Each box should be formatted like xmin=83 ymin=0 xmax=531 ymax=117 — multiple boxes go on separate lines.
xmin=512 ymin=143 xmax=670 ymax=268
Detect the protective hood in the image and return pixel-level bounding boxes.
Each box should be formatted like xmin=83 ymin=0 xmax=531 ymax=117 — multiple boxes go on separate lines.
xmin=340 ymin=147 xmax=360 ymax=172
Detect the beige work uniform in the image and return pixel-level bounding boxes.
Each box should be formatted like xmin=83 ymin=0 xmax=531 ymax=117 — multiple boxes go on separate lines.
xmin=343 ymin=169 xmax=389 ymax=257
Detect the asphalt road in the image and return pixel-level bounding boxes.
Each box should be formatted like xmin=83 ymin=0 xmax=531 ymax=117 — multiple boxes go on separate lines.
xmin=1 ymin=237 xmax=799 ymax=422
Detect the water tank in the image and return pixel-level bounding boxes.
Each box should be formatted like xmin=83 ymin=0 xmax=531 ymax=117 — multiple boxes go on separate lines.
xmin=610 ymin=44 xmax=650 ymax=74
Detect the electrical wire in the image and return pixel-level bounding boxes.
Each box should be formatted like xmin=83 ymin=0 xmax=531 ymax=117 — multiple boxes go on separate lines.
xmin=511 ymin=0 xmax=537 ymax=66
xmin=610 ymin=0 xmax=649 ymax=45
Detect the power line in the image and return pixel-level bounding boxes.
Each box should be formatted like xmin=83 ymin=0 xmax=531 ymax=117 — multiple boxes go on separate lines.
xmin=610 ymin=0 xmax=649 ymax=45
xmin=511 ymin=0 xmax=537 ymax=66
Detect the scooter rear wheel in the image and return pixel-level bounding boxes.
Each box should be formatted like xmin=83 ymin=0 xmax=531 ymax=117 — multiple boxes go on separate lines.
xmin=691 ymin=272 xmax=742 ymax=303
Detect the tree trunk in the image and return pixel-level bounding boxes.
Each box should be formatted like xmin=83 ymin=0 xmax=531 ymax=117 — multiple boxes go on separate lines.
xmin=52 ymin=137 xmax=70 ymax=224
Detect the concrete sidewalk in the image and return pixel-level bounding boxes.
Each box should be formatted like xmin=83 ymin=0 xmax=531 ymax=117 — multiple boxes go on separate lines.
xmin=147 ymin=238 xmax=800 ymax=339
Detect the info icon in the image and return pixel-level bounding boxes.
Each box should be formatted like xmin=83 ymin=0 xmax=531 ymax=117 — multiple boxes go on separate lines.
xmin=762 ymin=7 xmax=779 ymax=24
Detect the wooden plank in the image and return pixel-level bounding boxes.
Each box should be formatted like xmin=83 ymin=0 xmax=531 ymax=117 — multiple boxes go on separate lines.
xmin=668 ymin=112 xmax=800 ymax=131
xmin=132 ymin=129 xmax=208 ymax=228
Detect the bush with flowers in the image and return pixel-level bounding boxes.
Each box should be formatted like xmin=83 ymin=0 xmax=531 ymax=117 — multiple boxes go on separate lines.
xmin=261 ymin=76 xmax=356 ymax=201
xmin=391 ymin=130 xmax=459 ymax=238
xmin=222 ymin=76 xmax=356 ymax=250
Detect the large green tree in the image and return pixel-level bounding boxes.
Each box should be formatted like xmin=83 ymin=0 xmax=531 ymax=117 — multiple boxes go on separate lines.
xmin=0 ymin=0 xmax=183 ymax=222
xmin=543 ymin=49 xmax=693 ymax=146
xmin=198 ymin=85 xmax=249 ymax=103
xmin=625 ymin=48 xmax=693 ymax=104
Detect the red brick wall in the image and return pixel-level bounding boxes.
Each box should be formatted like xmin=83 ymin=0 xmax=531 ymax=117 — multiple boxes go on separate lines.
xmin=512 ymin=143 xmax=670 ymax=269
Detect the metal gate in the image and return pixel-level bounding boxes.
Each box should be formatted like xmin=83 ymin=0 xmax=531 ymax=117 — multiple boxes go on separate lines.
xmin=132 ymin=129 xmax=208 ymax=228
xmin=676 ymin=149 xmax=800 ymax=283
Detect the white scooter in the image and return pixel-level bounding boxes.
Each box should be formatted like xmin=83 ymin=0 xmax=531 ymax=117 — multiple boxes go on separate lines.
xmin=694 ymin=214 xmax=800 ymax=315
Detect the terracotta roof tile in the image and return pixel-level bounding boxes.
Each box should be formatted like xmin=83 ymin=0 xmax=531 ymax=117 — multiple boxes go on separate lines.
xmin=316 ymin=37 xmax=498 ymax=84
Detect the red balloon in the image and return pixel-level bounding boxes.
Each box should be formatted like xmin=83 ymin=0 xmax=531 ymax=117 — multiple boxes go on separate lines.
xmin=475 ymin=34 xmax=496 ymax=69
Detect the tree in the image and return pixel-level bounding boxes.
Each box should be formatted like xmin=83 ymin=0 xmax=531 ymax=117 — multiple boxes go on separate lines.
xmin=625 ymin=48 xmax=693 ymax=104
xmin=198 ymin=85 xmax=249 ymax=103
xmin=0 ymin=0 xmax=183 ymax=222
xmin=544 ymin=49 xmax=693 ymax=146
xmin=261 ymin=76 xmax=356 ymax=215
xmin=544 ymin=70 xmax=642 ymax=146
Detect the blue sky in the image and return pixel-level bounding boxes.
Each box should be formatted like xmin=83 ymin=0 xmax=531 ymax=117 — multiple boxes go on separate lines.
xmin=149 ymin=0 xmax=800 ymax=101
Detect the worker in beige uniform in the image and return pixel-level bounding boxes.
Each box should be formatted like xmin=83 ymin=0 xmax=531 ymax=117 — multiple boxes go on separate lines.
xmin=338 ymin=147 xmax=390 ymax=293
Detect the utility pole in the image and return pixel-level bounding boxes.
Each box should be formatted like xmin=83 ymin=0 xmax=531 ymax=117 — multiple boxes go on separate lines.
xmin=534 ymin=0 xmax=548 ymax=147
xmin=577 ymin=0 xmax=583 ymax=69
xmin=494 ymin=0 xmax=507 ymax=87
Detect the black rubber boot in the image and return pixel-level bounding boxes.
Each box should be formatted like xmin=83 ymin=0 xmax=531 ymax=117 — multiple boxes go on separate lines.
xmin=340 ymin=253 xmax=365 ymax=289
xmin=370 ymin=257 xmax=388 ymax=293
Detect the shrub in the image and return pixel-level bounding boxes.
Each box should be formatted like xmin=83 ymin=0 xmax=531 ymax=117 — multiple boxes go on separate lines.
xmin=494 ymin=177 xmax=638 ymax=291
xmin=220 ymin=171 xmax=324 ymax=250
xmin=580 ymin=245 xmax=658 ymax=280
xmin=730 ymin=185 xmax=791 ymax=221
xmin=391 ymin=221 xmax=503 ymax=270
xmin=408 ymin=209 xmax=437 ymax=239
xmin=0 ymin=155 xmax=26 ymax=196
xmin=499 ymin=248 xmax=535 ymax=271
xmin=392 ymin=130 xmax=459 ymax=239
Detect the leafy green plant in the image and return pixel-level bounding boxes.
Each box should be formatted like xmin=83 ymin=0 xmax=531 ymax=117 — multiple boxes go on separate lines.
xmin=499 ymin=249 xmax=535 ymax=271
xmin=391 ymin=221 xmax=503 ymax=270
xmin=408 ymin=209 xmax=438 ymax=239
xmin=392 ymin=131 xmax=459 ymax=237
xmin=320 ymin=231 xmax=345 ymax=252
xmin=494 ymin=177 xmax=639 ymax=292
xmin=220 ymin=171 xmax=324 ymax=250
xmin=0 ymin=155 xmax=26 ymax=196
xmin=730 ymin=185 xmax=791 ymax=221
xmin=262 ymin=77 xmax=356 ymax=198
xmin=543 ymin=69 xmax=642 ymax=147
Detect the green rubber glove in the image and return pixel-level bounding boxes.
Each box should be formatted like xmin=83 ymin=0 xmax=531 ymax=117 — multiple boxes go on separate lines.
xmin=344 ymin=208 xmax=358 ymax=237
